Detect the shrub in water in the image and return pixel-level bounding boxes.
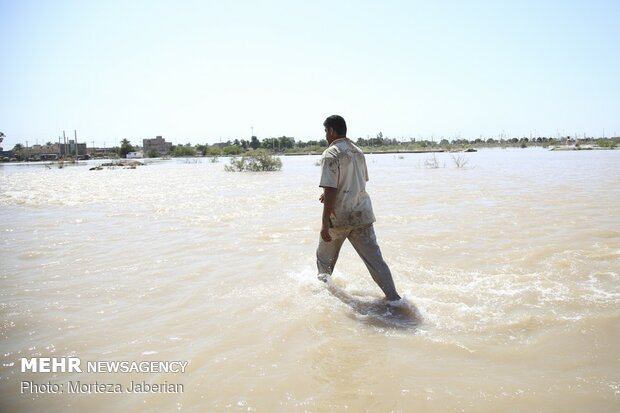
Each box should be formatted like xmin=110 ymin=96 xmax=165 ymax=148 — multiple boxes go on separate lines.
xmin=225 ymin=150 xmax=283 ymax=172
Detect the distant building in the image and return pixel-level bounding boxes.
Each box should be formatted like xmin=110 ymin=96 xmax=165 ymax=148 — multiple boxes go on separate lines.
xmin=143 ymin=136 xmax=172 ymax=156
xmin=28 ymin=143 xmax=58 ymax=155
xmin=87 ymin=147 xmax=110 ymax=158
xmin=61 ymin=140 xmax=87 ymax=157
xmin=27 ymin=141 xmax=87 ymax=158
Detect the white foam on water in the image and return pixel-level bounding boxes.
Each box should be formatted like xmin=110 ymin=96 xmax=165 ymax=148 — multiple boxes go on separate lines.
xmin=288 ymin=258 xmax=620 ymax=347
xmin=288 ymin=267 xmax=422 ymax=333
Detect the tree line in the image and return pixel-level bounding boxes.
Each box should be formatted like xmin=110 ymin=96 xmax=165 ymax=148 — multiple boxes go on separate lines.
xmin=5 ymin=132 xmax=618 ymax=161
xmin=146 ymin=133 xmax=618 ymax=157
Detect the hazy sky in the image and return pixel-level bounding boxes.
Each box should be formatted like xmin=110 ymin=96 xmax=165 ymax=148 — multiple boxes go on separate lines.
xmin=1 ymin=0 xmax=618 ymax=148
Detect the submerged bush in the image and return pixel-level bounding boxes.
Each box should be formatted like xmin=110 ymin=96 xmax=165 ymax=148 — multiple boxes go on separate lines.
xmin=225 ymin=150 xmax=282 ymax=172
xmin=451 ymin=154 xmax=469 ymax=168
xmin=424 ymin=153 xmax=444 ymax=169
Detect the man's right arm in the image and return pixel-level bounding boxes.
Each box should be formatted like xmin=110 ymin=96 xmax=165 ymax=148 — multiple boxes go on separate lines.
xmin=318 ymin=153 xmax=338 ymax=242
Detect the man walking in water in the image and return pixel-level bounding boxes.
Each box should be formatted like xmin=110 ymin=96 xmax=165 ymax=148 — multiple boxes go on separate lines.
xmin=317 ymin=115 xmax=401 ymax=301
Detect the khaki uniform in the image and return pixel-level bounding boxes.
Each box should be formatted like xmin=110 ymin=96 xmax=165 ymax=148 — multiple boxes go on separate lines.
xmin=317 ymin=138 xmax=399 ymax=299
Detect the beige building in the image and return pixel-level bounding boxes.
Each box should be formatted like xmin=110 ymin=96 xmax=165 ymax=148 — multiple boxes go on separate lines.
xmin=143 ymin=136 xmax=172 ymax=156
xmin=27 ymin=141 xmax=87 ymax=159
xmin=28 ymin=143 xmax=60 ymax=156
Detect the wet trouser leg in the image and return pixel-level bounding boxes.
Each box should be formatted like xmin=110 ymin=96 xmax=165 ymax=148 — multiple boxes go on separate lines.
xmin=316 ymin=227 xmax=349 ymax=276
xmin=316 ymin=224 xmax=400 ymax=300
xmin=347 ymin=224 xmax=400 ymax=300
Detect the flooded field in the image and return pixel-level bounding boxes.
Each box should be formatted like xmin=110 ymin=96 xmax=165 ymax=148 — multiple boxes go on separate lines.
xmin=1 ymin=148 xmax=619 ymax=412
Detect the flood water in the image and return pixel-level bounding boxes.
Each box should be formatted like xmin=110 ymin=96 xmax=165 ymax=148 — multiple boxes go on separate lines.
xmin=1 ymin=148 xmax=619 ymax=412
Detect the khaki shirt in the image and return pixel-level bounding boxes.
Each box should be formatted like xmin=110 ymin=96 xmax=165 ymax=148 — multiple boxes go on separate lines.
xmin=319 ymin=138 xmax=376 ymax=227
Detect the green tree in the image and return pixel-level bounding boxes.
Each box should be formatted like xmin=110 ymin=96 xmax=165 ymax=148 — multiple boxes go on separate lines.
xmin=172 ymin=145 xmax=197 ymax=157
xmin=120 ymin=139 xmax=134 ymax=158
xmin=259 ymin=136 xmax=295 ymax=152
xmin=195 ymin=144 xmax=208 ymax=155
xmin=206 ymin=146 xmax=223 ymax=156
xmin=223 ymin=145 xmax=243 ymax=155
xmin=278 ymin=136 xmax=295 ymax=150
xmin=597 ymin=139 xmax=617 ymax=148
xmin=12 ymin=143 xmax=25 ymax=161
xmin=261 ymin=138 xmax=278 ymax=150
xmin=147 ymin=149 xmax=160 ymax=158
xmin=250 ymin=136 xmax=260 ymax=150
xmin=368 ymin=132 xmax=385 ymax=146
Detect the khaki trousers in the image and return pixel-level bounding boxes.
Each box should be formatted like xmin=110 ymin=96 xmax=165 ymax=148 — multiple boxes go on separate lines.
xmin=316 ymin=224 xmax=399 ymax=299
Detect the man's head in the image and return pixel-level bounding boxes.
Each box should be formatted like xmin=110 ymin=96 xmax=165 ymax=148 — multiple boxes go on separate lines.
xmin=323 ymin=115 xmax=347 ymax=143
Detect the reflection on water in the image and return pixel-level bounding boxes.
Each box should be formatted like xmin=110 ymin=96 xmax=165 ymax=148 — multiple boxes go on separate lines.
xmin=1 ymin=149 xmax=619 ymax=412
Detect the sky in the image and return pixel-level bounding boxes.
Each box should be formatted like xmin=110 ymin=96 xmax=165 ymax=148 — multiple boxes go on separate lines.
xmin=1 ymin=0 xmax=619 ymax=149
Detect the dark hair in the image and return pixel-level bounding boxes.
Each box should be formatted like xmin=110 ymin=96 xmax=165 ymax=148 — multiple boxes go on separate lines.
xmin=323 ymin=115 xmax=347 ymax=137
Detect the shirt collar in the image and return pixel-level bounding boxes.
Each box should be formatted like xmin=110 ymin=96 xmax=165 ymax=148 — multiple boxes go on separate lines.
xmin=329 ymin=137 xmax=348 ymax=147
